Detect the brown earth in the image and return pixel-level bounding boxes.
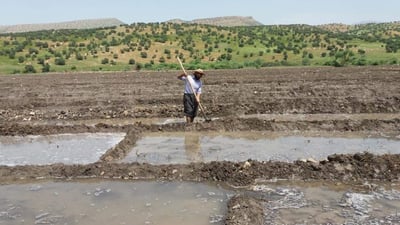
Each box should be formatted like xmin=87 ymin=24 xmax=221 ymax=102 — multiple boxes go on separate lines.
xmin=1 ymin=66 xmax=400 ymax=224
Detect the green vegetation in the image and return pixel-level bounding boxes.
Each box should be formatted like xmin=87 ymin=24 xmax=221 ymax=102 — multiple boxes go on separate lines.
xmin=1 ymin=22 xmax=399 ymax=74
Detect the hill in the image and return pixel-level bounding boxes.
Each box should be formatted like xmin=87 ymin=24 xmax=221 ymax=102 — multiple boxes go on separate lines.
xmin=0 ymin=22 xmax=399 ymax=74
xmin=167 ymin=16 xmax=263 ymax=26
xmin=317 ymin=23 xmax=352 ymax=32
xmin=0 ymin=18 xmax=124 ymax=34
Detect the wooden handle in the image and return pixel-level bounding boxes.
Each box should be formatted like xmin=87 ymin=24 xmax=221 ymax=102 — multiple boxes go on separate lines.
xmin=177 ymin=57 xmax=196 ymax=94
xmin=177 ymin=57 xmax=187 ymax=75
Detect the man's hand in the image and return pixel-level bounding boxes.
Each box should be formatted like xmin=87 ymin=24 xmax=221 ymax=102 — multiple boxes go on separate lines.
xmin=177 ymin=73 xmax=187 ymax=79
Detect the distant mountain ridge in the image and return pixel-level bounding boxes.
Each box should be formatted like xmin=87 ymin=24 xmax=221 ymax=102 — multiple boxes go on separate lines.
xmin=317 ymin=21 xmax=400 ymax=32
xmin=167 ymin=16 xmax=263 ymax=26
xmin=2 ymin=17 xmax=398 ymax=34
xmin=0 ymin=18 xmax=124 ymax=34
xmin=0 ymin=16 xmax=261 ymax=33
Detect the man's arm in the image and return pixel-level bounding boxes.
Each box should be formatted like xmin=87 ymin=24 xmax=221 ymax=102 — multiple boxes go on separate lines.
xmin=177 ymin=73 xmax=187 ymax=79
xmin=195 ymin=93 xmax=201 ymax=103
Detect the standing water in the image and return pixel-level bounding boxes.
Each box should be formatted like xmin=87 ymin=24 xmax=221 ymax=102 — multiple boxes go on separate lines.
xmin=121 ymin=132 xmax=400 ymax=164
xmin=0 ymin=181 xmax=230 ymax=225
xmin=0 ymin=133 xmax=125 ymax=166
xmin=1 ymin=180 xmax=400 ymax=225
xmin=252 ymin=181 xmax=400 ymax=224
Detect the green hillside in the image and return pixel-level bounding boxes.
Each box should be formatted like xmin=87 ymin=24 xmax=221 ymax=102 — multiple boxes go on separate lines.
xmin=0 ymin=22 xmax=399 ymax=74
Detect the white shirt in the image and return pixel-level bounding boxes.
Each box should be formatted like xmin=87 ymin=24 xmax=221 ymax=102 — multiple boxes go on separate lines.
xmin=180 ymin=75 xmax=202 ymax=94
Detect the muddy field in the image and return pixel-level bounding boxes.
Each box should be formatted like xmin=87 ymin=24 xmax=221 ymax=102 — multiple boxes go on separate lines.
xmin=1 ymin=66 xmax=400 ymax=224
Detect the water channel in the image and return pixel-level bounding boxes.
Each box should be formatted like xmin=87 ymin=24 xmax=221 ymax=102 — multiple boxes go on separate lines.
xmin=121 ymin=131 xmax=400 ymax=164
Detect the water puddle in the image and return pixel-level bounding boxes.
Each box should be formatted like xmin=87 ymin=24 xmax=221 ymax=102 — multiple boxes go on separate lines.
xmin=121 ymin=132 xmax=400 ymax=164
xmin=1 ymin=180 xmax=399 ymax=225
xmin=252 ymin=181 xmax=400 ymax=224
xmin=0 ymin=133 xmax=125 ymax=166
xmin=240 ymin=113 xmax=400 ymax=121
xmin=0 ymin=181 xmax=230 ymax=225
xmin=18 ymin=117 xmax=205 ymax=126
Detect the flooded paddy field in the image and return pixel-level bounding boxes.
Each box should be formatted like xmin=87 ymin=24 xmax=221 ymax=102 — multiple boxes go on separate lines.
xmin=1 ymin=66 xmax=400 ymax=224
xmin=0 ymin=181 xmax=230 ymax=225
xmin=122 ymin=131 xmax=400 ymax=164
xmin=1 ymin=180 xmax=400 ymax=225
xmin=0 ymin=133 xmax=124 ymax=166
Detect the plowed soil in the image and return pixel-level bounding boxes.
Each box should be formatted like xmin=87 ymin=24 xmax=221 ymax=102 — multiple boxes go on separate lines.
xmin=1 ymin=66 xmax=400 ymax=224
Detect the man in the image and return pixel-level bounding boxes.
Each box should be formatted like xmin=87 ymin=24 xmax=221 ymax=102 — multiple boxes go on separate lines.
xmin=177 ymin=68 xmax=205 ymax=123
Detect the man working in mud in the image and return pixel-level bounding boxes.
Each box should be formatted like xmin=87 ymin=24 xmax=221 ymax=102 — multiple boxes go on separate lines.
xmin=177 ymin=68 xmax=205 ymax=123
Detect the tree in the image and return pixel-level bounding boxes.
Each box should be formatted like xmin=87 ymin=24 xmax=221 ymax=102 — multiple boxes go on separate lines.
xmin=128 ymin=59 xmax=135 ymax=65
xmin=283 ymin=51 xmax=288 ymax=61
xmin=101 ymin=58 xmax=109 ymax=64
xmin=357 ymin=49 xmax=366 ymax=55
xmin=135 ymin=63 xmax=143 ymax=71
xmin=76 ymin=53 xmax=84 ymax=60
xmin=37 ymin=57 xmax=45 ymax=65
xmin=24 ymin=64 xmax=36 ymax=73
xmin=42 ymin=63 xmax=50 ymax=72
xmin=18 ymin=56 xmax=25 ymax=63
xmin=28 ymin=48 xmax=39 ymax=55
xmin=55 ymin=57 xmax=66 ymax=65
xmin=385 ymin=38 xmax=400 ymax=53
xmin=110 ymin=37 xmax=119 ymax=46
xmin=332 ymin=49 xmax=354 ymax=67
xmin=8 ymin=49 xmax=16 ymax=59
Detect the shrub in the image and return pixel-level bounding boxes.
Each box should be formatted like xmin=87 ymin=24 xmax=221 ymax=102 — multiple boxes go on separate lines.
xmin=55 ymin=57 xmax=66 ymax=65
xmin=18 ymin=56 xmax=25 ymax=63
xmin=24 ymin=65 xmax=36 ymax=73
xmin=42 ymin=63 xmax=50 ymax=72
xmin=76 ymin=53 xmax=84 ymax=60
xmin=101 ymin=58 xmax=109 ymax=64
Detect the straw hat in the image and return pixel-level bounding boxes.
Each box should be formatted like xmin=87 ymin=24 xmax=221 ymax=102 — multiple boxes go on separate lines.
xmin=194 ymin=69 xmax=205 ymax=75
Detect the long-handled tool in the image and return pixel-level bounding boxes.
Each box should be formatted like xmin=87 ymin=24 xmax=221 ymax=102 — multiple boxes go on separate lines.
xmin=177 ymin=57 xmax=211 ymax=122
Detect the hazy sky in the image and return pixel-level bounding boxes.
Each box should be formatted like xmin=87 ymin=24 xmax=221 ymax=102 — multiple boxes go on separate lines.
xmin=2 ymin=0 xmax=400 ymax=26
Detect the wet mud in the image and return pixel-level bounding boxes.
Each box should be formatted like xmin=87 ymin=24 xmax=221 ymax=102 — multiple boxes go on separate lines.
xmin=1 ymin=66 xmax=400 ymax=224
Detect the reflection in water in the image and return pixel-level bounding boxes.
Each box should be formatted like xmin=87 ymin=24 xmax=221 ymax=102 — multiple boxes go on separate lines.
xmin=184 ymin=133 xmax=203 ymax=162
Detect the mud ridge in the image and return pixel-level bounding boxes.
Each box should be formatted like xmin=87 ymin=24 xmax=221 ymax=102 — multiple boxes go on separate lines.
xmin=1 ymin=153 xmax=399 ymax=186
xmin=1 ymin=117 xmax=399 ymax=136
xmin=99 ymin=128 xmax=142 ymax=162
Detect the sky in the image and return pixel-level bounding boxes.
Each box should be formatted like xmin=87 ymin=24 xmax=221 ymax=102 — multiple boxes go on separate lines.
xmin=2 ymin=0 xmax=400 ymax=26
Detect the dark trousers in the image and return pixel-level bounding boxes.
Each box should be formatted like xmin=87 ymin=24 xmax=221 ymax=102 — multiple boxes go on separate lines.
xmin=183 ymin=93 xmax=198 ymax=119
